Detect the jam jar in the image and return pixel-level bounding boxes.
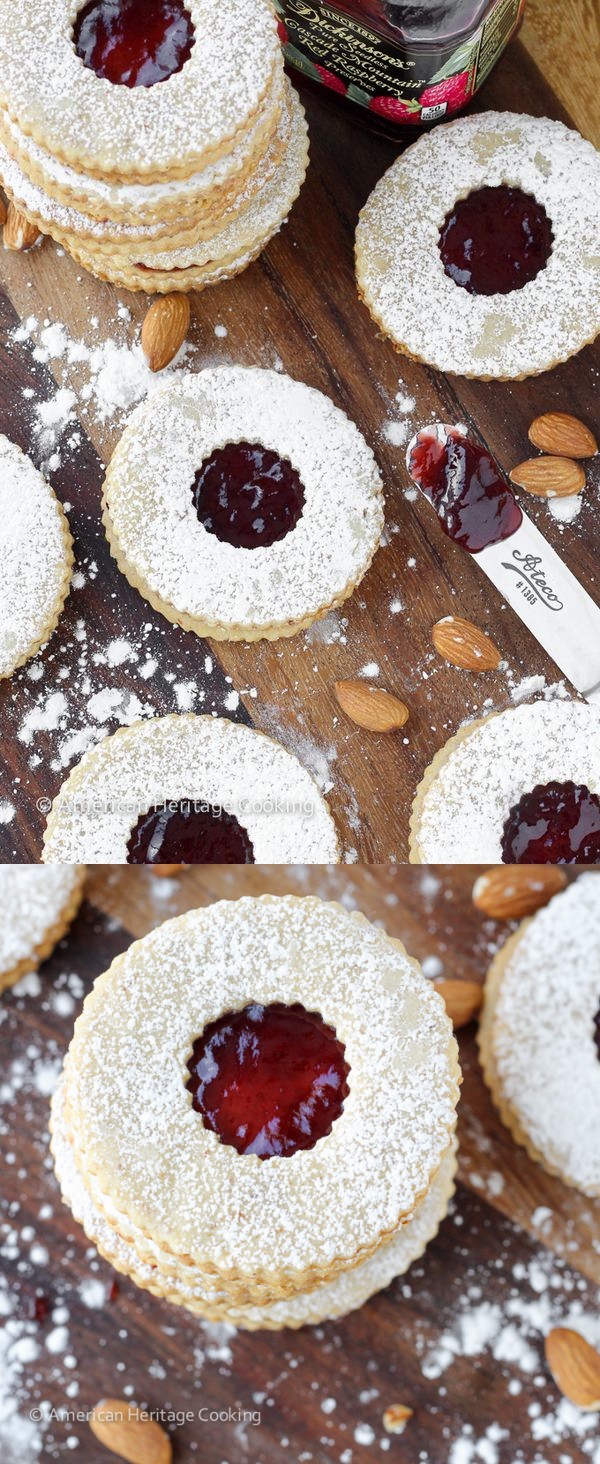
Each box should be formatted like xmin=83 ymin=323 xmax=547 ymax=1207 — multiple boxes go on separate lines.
xmin=274 ymin=0 xmax=526 ymax=132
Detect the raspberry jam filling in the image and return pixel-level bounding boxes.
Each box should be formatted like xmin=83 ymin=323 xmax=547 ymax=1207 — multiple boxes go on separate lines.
xmin=439 ymin=186 xmax=553 ymax=296
xmin=407 ymin=426 xmax=522 ymax=553
xmin=73 ymin=0 xmax=194 ymax=87
xmin=594 ymin=1007 xmax=600 ymax=1062
xmin=192 ymin=442 xmax=306 ymax=550
xmin=187 ymin=1001 xmax=350 ymax=1158
xmin=501 ymin=782 xmax=600 ymax=864
xmin=126 ymin=802 xmax=254 ymax=864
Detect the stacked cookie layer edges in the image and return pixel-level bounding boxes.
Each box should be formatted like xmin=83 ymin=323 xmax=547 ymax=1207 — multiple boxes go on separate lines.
xmin=50 ymin=896 xmax=461 ymax=1329
xmin=0 ymin=0 xmax=308 ymax=292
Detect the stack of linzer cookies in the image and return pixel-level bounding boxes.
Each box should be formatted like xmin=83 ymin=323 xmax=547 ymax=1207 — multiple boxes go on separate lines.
xmin=0 ymin=0 xmax=307 ymax=292
xmin=50 ymin=895 xmax=461 ymax=1328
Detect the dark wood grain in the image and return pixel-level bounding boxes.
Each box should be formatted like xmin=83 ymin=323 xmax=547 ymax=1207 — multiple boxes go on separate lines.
xmin=1 ymin=28 xmax=599 ymax=862
xmin=1 ymin=866 xmax=598 ymax=1464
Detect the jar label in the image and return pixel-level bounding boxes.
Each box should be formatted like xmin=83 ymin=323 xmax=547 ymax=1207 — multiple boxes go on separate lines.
xmin=274 ymin=0 xmax=525 ymax=122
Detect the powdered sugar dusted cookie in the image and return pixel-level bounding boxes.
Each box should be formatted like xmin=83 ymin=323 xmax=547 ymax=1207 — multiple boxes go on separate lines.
xmin=42 ymin=714 xmax=340 ymax=864
xmin=0 ymin=866 xmax=85 ymax=996
xmin=356 ymin=112 xmax=600 ymax=380
xmin=102 ymin=365 xmax=383 ymax=640
xmin=479 ymin=874 xmax=600 ymax=1195
xmin=0 ymin=435 xmax=72 ymax=679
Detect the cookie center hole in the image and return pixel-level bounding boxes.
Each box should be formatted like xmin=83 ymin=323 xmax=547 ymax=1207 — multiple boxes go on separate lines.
xmin=186 ymin=1002 xmax=350 ymax=1158
xmin=407 ymin=427 xmax=522 ymax=553
xmin=126 ymin=801 xmax=255 ymax=864
xmin=73 ymin=0 xmax=195 ymax=87
xmin=501 ymin=781 xmax=600 ymax=864
xmin=192 ymin=442 xmax=306 ymax=550
xmin=439 ymin=185 xmax=553 ymax=296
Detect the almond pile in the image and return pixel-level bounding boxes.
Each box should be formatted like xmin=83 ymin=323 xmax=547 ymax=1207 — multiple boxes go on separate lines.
xmin=90 ymin=1399 xmax=172 ymax=1464
xmin=432 ymin=616 xmax=501 ymax=672
xmin=433 ymin=977 xmax=483 ymax=1029
xmin=334 ymin=679 xmax=409 ymax=732
xmin=141 ymin=294 xmax=191 ymax=373
xmin=510 ymin=411 xmax=597 ymax=501
xmin=472 ymin=866 xmax=566 ymax=920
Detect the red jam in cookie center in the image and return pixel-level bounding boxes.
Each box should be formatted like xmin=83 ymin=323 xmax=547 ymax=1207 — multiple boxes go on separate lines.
xmin=501 ymin=782 xmax=600 ymax=864
xmin=192 ymin=442 xmax=306 ymax=550
xmin=439 ymin=186 xmax=553 ymax=296
xmin=594 ymin=1007 xmax=600 ymax=1062
xmin=407 ymin=427 xmax=522 ymax=553
xmin=127 ymin=802 xmax=254 ymax=864
xmin=73 ymin=0 xmax=194 ymax=87
xmin=187 ymin=1002 xmax=350 ymax=1158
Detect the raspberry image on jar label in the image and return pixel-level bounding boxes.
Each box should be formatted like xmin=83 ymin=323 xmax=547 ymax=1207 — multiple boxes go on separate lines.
xmin=419 ymin=69 xmax=473 ymax=112
xmin=368 ymin=95 xmax=420 ymax=122
xmin=315 ymin=64 xmax=348 ymax=93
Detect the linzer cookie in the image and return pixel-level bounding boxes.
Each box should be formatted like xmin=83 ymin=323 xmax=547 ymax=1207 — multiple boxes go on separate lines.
xmin=409 ymin=702 xmax=600 ymax=864
xmin=479 ymin=874 xmax=600 ymax=1196
xmin=0 ymin=867 xmax=85 ymax=996
xmin=50 ymin=895 xmax=460 ymax=1324
xmin=41 ymin=713 xmax=340 ymax=864
xmin=0 ymin=435 xmax=73 ymax=680
xmin=356 ymin=112 xmax=600 ymax=379
xmin=0 ymin=0 xmax=307 ymax=293
xmin=101 ymin=365 xmax=384 ymax=640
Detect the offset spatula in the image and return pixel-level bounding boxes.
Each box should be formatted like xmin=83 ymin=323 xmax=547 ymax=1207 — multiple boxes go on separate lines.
xmin=406 ymin=424 xmax=600 ymax=704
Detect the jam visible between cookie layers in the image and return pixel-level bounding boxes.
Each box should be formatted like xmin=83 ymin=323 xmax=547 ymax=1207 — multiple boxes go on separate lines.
xmin=594 ymin=1006 xmax=600 ymax=1061
xmin=193 ymin=442 xmax=306 ymax=550
xmin=439 ymin=186 xmax=554 ymax=296
xmin=407 ymin=427 xmax=522 ymax=553
xmin=74 ymin=0 xmax=194 ymax=87
xmin=187 ymin=1001 xmax=350 ymax=1158
xmin=501 ymin=781 xmax=600 ymax=864
xmin=126 ymin=802 xmax=255 ymax=864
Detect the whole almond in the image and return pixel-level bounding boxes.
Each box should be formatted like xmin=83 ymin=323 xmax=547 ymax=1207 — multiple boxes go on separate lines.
xmin=3 ymin=203 xmax=41 ymax=251
xmin=472 ymin=866 xmax=566 ymax=920
xmin=383 ymin=1404 xmax=414 ymax=1435
xmin=545 ymin=1329 xmax=600 ymax=1410
xmin=142 ymin=293 xmax=190 ymax=372
xmin=148 ymin=864 xmax=184 ymax=878
xmin=433 ymin=978 xmax=482 ymax=1029
xmin=334 ymin=679 xmax=409 ymax=732
xmin=432 ymin=616 xmax=501 ymax=672
xmin=90 ymin=1399 xmax=172 ymax=1464
xmin=509 ymin=457 xmax=585 ymax=498
xmin=528 ymin=412 xmax=597 ymax=459
xmin=0 ymin=195 xmax=7 ymax=228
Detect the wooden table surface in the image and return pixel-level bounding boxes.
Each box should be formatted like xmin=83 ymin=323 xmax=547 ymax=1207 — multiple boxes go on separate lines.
xmin=1 ymin=865 xmax=598 ymax=1464
xmin=1 ymin=2 xmax=599 ymax=863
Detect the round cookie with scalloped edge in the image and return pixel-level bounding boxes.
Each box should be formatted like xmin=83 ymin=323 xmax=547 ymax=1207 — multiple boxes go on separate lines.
xmin=0 ymin=0 xmax=280 ymax=182
xmin=409 ymin=702 xmax=600 ymax=864
xmin=0 ymin=867 xmax=85 ymax=996
xmin=42 ymin=713 xmax=340 ymax=863
xmin=479 ymin=874 xmax=600 ymax=1196
xmin=59 ymin=895 xmax=460 ymax=1302
xmin=102 ymin=362 xmax=383 ymax=640
xmin=0 ymin=435 xmax=73 ymax=679
xmin=356 ymin=111 xmax=600 ymax=380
